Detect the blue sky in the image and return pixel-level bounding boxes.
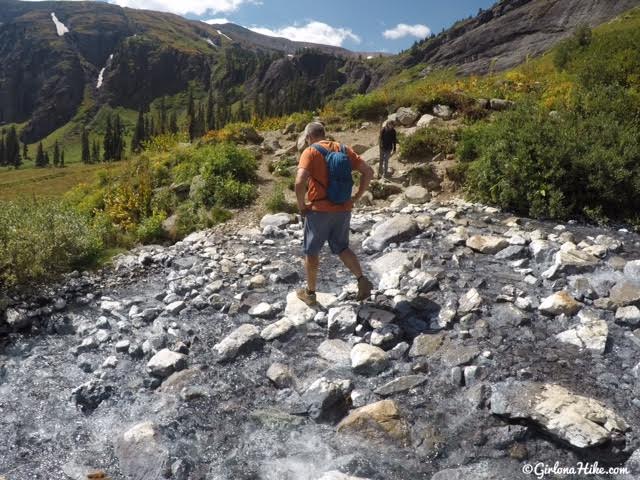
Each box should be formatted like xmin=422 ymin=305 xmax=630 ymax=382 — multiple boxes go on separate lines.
xmin=32 ymin=0 xmax=497 ymax=52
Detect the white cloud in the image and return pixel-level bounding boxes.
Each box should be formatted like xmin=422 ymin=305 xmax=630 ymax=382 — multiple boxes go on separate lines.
xmin=23 ymin=0 xmax=254 ymax=16
xmin=249 ymin=21 xmax=360 ymax=47
xmin=204 ymin=17 xmax=231 ymax=24
xmin=383 ymin=23 xmax=431 ymax=40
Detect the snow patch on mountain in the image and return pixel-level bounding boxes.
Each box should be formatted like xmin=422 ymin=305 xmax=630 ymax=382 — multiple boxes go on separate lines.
xmin=217 ymin=30 xmax=232 ymax=41
xmin=205 ymin=38 xmax=218 ymax=48
xmin=51 ymin=12 xmax=69 ymax=37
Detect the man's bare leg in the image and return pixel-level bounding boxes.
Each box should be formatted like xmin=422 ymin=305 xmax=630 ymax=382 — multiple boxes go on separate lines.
xmin=305 ymin=255 xmax=320 ymax=292
xmin=338 ymin=249 xmax=363 ymax=278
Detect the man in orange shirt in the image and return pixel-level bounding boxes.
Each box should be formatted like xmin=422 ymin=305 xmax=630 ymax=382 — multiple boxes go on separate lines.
xmin=294 ymin=122 xmax=375 ymax=306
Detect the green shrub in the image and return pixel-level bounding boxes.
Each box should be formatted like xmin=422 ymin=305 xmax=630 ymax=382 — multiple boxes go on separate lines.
xmin=460 ymin=97 xmax=640 ymax=223
xmin=135 ymin=211 xmax=167 ymax=243
xmin=400 ymin=128 xmax=456 ymax=161
xmin=266 ymin=183 xmax=295 ymax=213
xmin=213 ymin=177 xmax=257 ymax=208
xmin=0 ymin=199 xmax=103 ymax=288
xmin=345 ymin=94 xmax=389 ymax=120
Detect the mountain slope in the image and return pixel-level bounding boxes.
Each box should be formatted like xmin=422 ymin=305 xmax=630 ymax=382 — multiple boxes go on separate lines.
xmin=399 ymin=0 xmax=640 ymax=74
xmin=0 ymin=0 xmax=375 ymax=144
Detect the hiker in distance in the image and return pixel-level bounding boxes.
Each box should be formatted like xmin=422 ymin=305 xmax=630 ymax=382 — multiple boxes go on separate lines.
xmin=294 ymin=121 xmax=375 ymax=306
xmin=378 ymin=119 xmax=398 ymax=179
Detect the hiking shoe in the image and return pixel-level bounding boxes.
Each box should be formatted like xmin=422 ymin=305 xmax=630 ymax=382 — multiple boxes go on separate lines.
xmin=296 ymin=288 xmax=317 ymax=307
xmin=356 ymin=276 xmax=373 ymax=301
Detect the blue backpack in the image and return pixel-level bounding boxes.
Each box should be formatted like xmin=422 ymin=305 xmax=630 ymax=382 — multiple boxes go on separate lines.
xmin=311 ymin=143 xmax=353 ymax=204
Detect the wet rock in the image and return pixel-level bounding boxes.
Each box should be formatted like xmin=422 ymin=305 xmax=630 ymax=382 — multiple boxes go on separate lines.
xmin=491 ymin=380 xmax=629 ymax=449
xmin=404 ymin=185 xmax=429 ymax=204
xmin=529 ymin=239 xmax=555 ymax=263
xmin=438 ymin=297 xmax=458 ymax=328
xmin=495 ymin=245 xmax=527 ymax=260
xmin=213 ymin=324 xmax=263 ymax=362
xmin=458 ymin=288 xmax=483 ymax=314
xmin=431 ymin=460 xmax=527 ymax=480
xmin=317 ymin=472 xmax=371 ymax=480
xmin=267 ymin=363 xmax=295 ymax=389
xmin=548 ymin=247 xmax=599 ymax=277
xmin=490 ymin=303 xmax=528 ymax=328
xmin=609 ymin=281 xmax=640 ymax=308
xmin=370 ymin=251 xmax=412 ymax=290
xmin=284 ymin=291 xmax=337 ymax=326
xmin=328 ymin=305 xmax=358 ymax=337
xmin=358 ymin=306 xmax=395 ymax=329
xmin=115 ymin=422 xmax=168 ymax=480
xmin=146 ymin=349 xmax=187 ymax=378
xmin=249 ymin=302 xmax=273 ymax=318
xmin=5 ymin=308 xmax=30 ymax=329
xmin=71 ymin=379 xmax=114 ymax=413
xmin=337 ymin=400 xmax=410 ymax=447
xmin=466 ymin=235 xmax=508 ymax=254
xmin=249 ymin=274 xmax=266 ymax=289
xmin=370 ymin=324 xmax=402 ymax=349
xmin=538 ymin=291 xmax=581 ymax=316
xmin=351 ymin=344 xmax=389 ymax=376
xmin=362 ymin=215 xmax=418 ymax=253
xmin=624 ymin=259 xmax=640 ymax=281
xmin=295 ymin=377 xmax=352 ymax=422
xmin=261 ymin=318 xmax=294 ymax=340
xmin=615 ymin=305 xmax=640 ymax=327
xmin=555 ymin=310 xmax=608 ymax=354
xmin=165 ymin=300 xmax=186 ymax=315
xmin=318 ymin=339 xmax=352 ymax=366
xmin=409 ymin=333 xmax=444 ymax=358
xmin=374 ymin=375 xmax=428 ymax=396
xmin=440 ymin=344 xmax=479 ymax=368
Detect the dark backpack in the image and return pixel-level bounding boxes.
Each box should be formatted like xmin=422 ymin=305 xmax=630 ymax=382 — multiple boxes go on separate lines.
xmin=311 ymin=143 xmax=353 ymax=204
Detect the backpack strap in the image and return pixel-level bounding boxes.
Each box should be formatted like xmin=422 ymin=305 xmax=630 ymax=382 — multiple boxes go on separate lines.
xmin=311 ymin=143 xmax=330 ymax=157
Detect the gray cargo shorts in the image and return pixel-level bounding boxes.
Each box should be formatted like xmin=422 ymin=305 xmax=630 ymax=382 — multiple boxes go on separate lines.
xmin=303 ymin=211 xmax=351 ymax=256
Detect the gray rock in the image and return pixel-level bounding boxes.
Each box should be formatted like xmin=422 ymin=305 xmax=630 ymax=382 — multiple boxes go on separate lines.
xmin=5 ymin=308 xmax=30 ymax=329
xmin=296 ymin=377 xmax=352 ymax=421
xmin=327 ymin=305 xmax=358 ymax=337
xmin=416 ymin=114 xmax=440 ymax=128
xmin=404 ymin=185 xmax=429 ymax=204
xmin=466 ymin=235 xmax=509 ymax=254
xmin=266 ymin=363 xmax=294 ymax=388
xmin=490 ymin=380 xmax=629 ymax=449
xmin=609 ymin=281 xmax=640 ymax=307
xmin=318 ymin=339 xmax=352 ymax=366
xmin=261 ymin=318 xmax=294 ymax=340
xmin=624 ymin=260 xmax=640 ymax=282
xmin=115 ymin=422 xmax=168 ymax=480
xmin=431 ymin=460 xmax=527 ymax=480
xmin=260 ymin=213 xmax=292 ymax=229
xmin=440 ymin=345 xmax=479 ymax=368
xmin=458 ymin=288 xmax=483 ymax=314
xmin=615 ymin=305 xmax=640 ymax=326
xmin=395 ymin=106 xmax=419 ymax=126
xmin=489 ymin=98 xmax=515 ymax=110
xmin=71 ymin=379 xmax=114 ymax=412
xmin=370 ymin=324 xmax=402 ymax=349
xmin=409 ymin=333 xmax=444 ymax=358
xmin=370 ymin=251 xmax=412 ymax=290
xmin=495 ymin=245 xmax=527 ymax=260
xmin=213 ymin=324 xmax=263 ymax=361
xmin=529 ymin=239 xmax=555 ymax=263
xmin=538 ymin=291 xmax=581 ymax=316
xmin=351 ymin=344 xmax=389 ymax=376
xmin=433 ymin=104 xmax=453 ymax=119
xmin=165 ymin=301 xmax=186 ymax=315
xmin=146 ymin=349 xmax=187 ymax=378
xmin=249 ymin=302 xmax=273 ymax=318
xmin=317 ymin=471 xmax=371 ymax=480
xmin=555 ymin=310 xmax=608 ymax=354
xmin=374 ymin=375 xmax=428 ymax=396
xmin=362 ymin=216 xmax=418 ymax=253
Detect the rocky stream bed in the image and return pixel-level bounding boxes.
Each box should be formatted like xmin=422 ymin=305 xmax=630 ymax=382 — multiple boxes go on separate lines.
xmin=2 ymin=195 xmax=640 ymax=480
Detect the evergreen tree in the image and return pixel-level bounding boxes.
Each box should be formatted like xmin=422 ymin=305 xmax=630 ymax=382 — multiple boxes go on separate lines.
xmin=0 ymin=134 xmax=5 ymax=166
xmin=92 ymin=140 xmax=100 ymax=163
xmin=60 ymin=150 xmax=65 ymax=168
xmin=44 ymin=151 xmax=50 ymax=167
xmin=131 ymin=109 xmax=145 ymax=153
xmin=104 ymin=115 xmax=114 ymax=161
xmin=5 ymin=127 xmax=21 ymax=168
xmin=81 ymin=128 xmax=91 ymax=163
xmin=159 ymin=96 xmax=167 ymax=134
xmin=186 ymin=89 xmax=194 ymax=118
xmin=53 ymin=140 xmax=60 ymax=167
xmin=35 ymin=142 xmax=46 ymax=167
xmin=206 ymin=90 xmax=216 ymax=131
xmin=148 ymin=117 xmax=156 ymax=139
xmin=22 ymin=143 xmax=28 ymax=162
xmin=113 ymin=114 xmax=124 ymax=161
xmin=168 ymin=112 xmax=178 ymax=134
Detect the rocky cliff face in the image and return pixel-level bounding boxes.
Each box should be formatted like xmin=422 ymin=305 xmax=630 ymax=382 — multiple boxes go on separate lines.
xmin=402 ymin=0 xmax=640 ymax=74
xmin=1 ymin=194 xmax=640 ymax=478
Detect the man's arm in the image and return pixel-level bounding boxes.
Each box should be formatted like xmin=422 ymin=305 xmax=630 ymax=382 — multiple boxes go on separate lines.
xmin=353 ymin=161 xmax=374 ymax=203
xmin=295 ymin=167 xmax=311 ymax=214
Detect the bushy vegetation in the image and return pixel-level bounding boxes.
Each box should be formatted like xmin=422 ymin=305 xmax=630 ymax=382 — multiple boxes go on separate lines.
xmin=400 ymin=127 xmax=456 ymax=161
xmin=266 ymin=182 xmax=295 ymax=213
xmin=0 ymin=199 xmax=103 ymax=288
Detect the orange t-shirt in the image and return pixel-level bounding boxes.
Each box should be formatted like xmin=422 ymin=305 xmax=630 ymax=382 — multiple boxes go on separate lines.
xmin=298 ymin=140 xmax=365 ymax=212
